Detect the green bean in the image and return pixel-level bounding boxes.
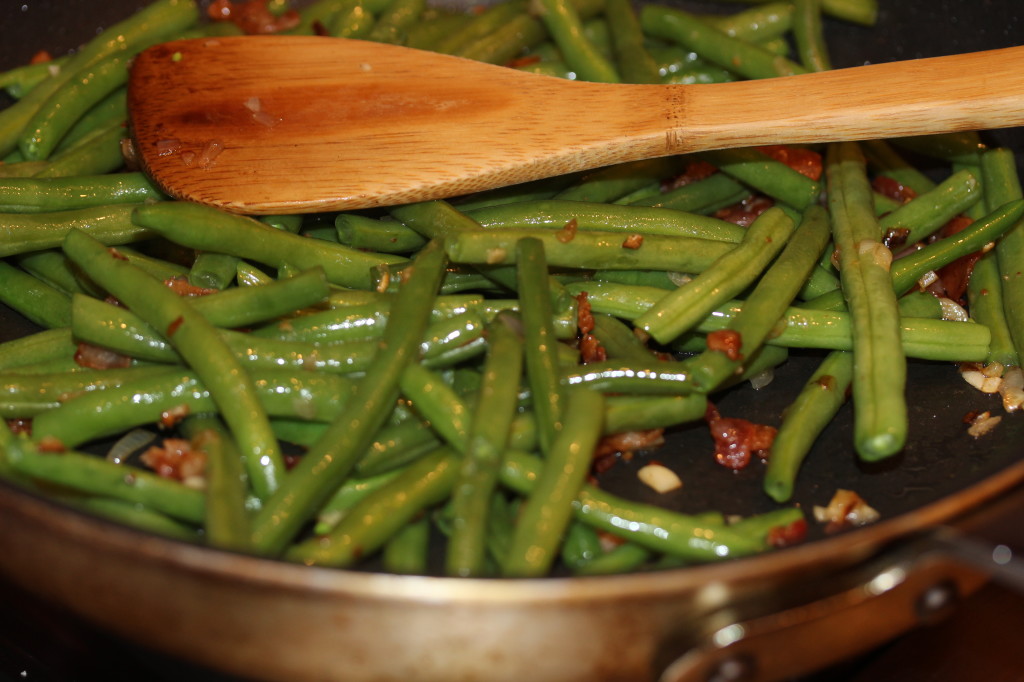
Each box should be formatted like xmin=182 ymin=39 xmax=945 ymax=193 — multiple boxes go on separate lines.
xmin=328 ymin=0 xmax=376 ymax=38
xmin=467 ymin=199 xmax=747 ymax=243
xmin=0 ymin=261 xmax=72 ymax=328
xmin=641 ymin=6 xmax=806 ymax=80
xmin=792 ymin=0 xmax=831 ymax=72
xmin=0 ymin=173 xmax=162 ymax=213
xmin=52 ymin=88 xmax=126 ymax=155
xmin=286 ymin=447 xmax=459 ymax=566
xmin=70 ymin=496 xmax=201 ymax=542
xmin=893 ymin=132 xmax=984 ymax=166
xmin=503 ymin=387 xmax=604 ymax=577
xmin=861 ymin=139 xmax=937 ymax=196
xmin=573 ymin=541 xmax=653 ymax=575
xmin=32 ymin=119 xmax=127 ymax=178
xmin=62 ymin=229 xmax=285 ymax=498
xmin=1 ymin=366 xmax=178 ymax=419
xmin=710 ymin=0 xmax=877 ymax=26
xmin=880 ymin=168 xmax=981 ymax=244
xmin=698 ymin=148 xmax=822 ymax=210
xmin=590 ymin=313 xmax=659 ymax=364
xmin=686 ymin=205 xmax=830 ymax=392
xmin=456 ymin=12 xmax=548 ymax=64
xmin=635 ymin=207 xmax=794 ymax=344
xmin=446 ymin=313 xmax=523 ymax=577
xmin=0 ymin=0 xmax=199 ymax=157
xmin=434 ymin=1 xmax=526 ymax=54
xmin=702 ymin=2 xmax=795 ymax=41
xmin=515 ymin=239 xmax=566 ymax=453
xmin=5 ymin=442 xmax=205 ymax=525
xmin=181 ymin=416 xmax=251 ymax=552
xmin=16 ymin=248 xmax=103 ymax=296
xmin=0 ymin=58 xmax=69 ymax=100
xmin=629 ymin=171 xmax=749 ymax=213
xmin=250 ymin=241 xmax=447 ymax=555
xmin=383 ymin=516 xmax=431 ymax=574
xmin=313 ymin=467 xmax=407 ymax=534
xmin=0 ymin=204 xmax=151 ymax=258
xmin=132 ymin=202 xmax=403 ymax=290
xmin=499 ymin=450 xmax=776 ymax=560
xmin=20 ymin=53 xmax=131 ymax=161
xmin=982 ymin=149 xmax=1024 ymax=364
xmin=336 ymin=214 xmax=427 ymax=254
xmin=445 ymin=227 xmax=734 ymax=273
xmin=367 ymin=0 xmax=425 ymax=44
xmin=764 ymin=351 xmax=853 ymax=503
xmin=0 ymin=327 xmax=76 ymax=372
xmin=605 ymin=0 xmax=659 ymax=83
xmin=826 ymin=142 xmax=906 ymax=460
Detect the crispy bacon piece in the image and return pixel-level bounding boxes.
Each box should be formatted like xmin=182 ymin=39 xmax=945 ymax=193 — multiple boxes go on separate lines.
xmin=621 ymin=234 xmax=644 ymax=250
xmin=935 ymin=216 xmax=979 ymax=304
xmin=767 ymin=517 xmax=808 ymax=548
xmin=30 ymin=50 xmax=53 ymax=65
xmin=207 ymin=0 xmax=300 ymax=34
xmin=594 ymin=429 xmax=665 ymax=459
xmin=6 ymin=419 xmax=31 ymax=435
xmin=714 ymin=195 xmax=774 ymax=227
xmin=74 ymin=342 xmax=132 ymax=370
xmin=760 ymin=145 xmax=823 ymax=181
xmin=575 ymin=291 xmax=607 ymax=364
xmin=663 ymin=160 xmax=718 ymax=191
xmin=882 ymin=227 xmax=912 ymax=250
xmin=556 ymin=218 xmax=579 ymax=244
xmin=506 ymin=55 xmax=543 ymax=69
xmin=872 ymin=176 xmax=917 ymax=204
xmin=706 ymin=329 xmax=743 ymax=361
xmin=140 ymin=438 xmax=207 ymax=482
xmin=164 ymin=276 xmax=218 ymax=297
xmin=159 ymin=404 xmax=191 ymax=429
xmin=705 ymin=403 xmax=776 ymax=470
xmin=37 ymin=436 xmax=65 ymax=453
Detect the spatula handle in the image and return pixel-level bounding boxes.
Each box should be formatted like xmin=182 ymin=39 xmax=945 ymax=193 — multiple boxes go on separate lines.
xmin=670 ymin=46 xmax=1024 ymax=154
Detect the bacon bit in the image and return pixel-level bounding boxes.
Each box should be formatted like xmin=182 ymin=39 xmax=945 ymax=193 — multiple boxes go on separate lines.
xmin=108 ymin=247 xmax=128 ymax=261
xmin=506 ymin=55 xmax=543 ymax=69
xmin=621 ymin=234 xmax=644 ymax=250
xmin=597 ymin=530 xmax=625 ymax=552
xmin=284 ymin=453 xmax=304 ymax=470
xmin=37 ymin=436 xmax=66 ymax=453
xmin=164 ymin=276 xmax=218 ymax=297
xmin=30 ymin=50 xmax=53 ymax=65
xmin=556 ymin=218 xmax=578 ymax=244
xmin=935 ymin=216 xmax=979 ymax=304
xmin=714 ymin=195 xmax=774 ymax=227
xmin=576 ymin=291 xmax=595 ymax=335
xmin=767 ymin=517 xmax=808 ymax=548
xmin=74 ymin=342 xmax=132 ymax=370
xmin=141 ymin=438 xmax=207 ymax=484
xmin=706 ymin=329 xmax=743 ymax=361
xmin=705 ymin=403 xmax=776 ymax=470
xmin=882 ymin=227 xmax=911 ymax=250
xmin=207 ymin=0 xmax=301 ymax=34
xmin=6 ymin=419 xmax=31 ymax=436
xmin=311 ymin=19 xmax=330 ymax=36
xmin=872 ymin=176 xmax=917 ymax=204
xmin=594 ymin=429 xmax=665 ymax=460
xmin=579 ymin=333 xmax=607 ymax=364
xmin=159 ymin=404 xmax=191 ymax=429
xmin=166 ymin=316 xmax=185 ymax=337
xmin=813 ymin=489 xmax=880 ymax=534
xmin=760 ymin=145 xmax=823 ymax=181
xmin=663 ymin=160 xmax=718 ymax=191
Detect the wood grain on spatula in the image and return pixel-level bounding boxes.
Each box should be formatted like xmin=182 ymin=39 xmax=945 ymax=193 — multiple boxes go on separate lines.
xmin=128 ymin=36 xmax=1024 ymax=214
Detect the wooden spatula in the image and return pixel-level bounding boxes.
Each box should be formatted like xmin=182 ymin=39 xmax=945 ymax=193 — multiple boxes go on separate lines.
xmin=127 ymin=36 xmax=1024 ymax=214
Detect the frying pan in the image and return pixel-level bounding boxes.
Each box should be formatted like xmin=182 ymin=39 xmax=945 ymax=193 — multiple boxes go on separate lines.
xmin=1 ymin=1 xmax=1023 ymax=681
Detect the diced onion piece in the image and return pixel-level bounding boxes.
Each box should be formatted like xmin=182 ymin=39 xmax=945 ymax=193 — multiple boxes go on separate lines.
xmin=637 ymin=463 xmax=682 ymax=493
xmin=967 ymin=411 xmax=1002 ymax=438
xmin=748 ymin=368 xmax=774 ymax=390
xmin=858 ymin=240 xmax=892 ymax=270
xmin=107 ymin=428 xmax=156 ymax=464
xmin=667 ymin=272 xmax=691 ymax=287
xmin=939 ymin=297 xmax=970 ymax=322
xmin=813 ymin=488 xmax=879 ymax=533
xmin=960 ymin=365 xmax=1002 ymax=394
xmin=999 ymin=367 xmax=1024 ymax=412
xmin=917 ymin=270 xmax=939 ymax=289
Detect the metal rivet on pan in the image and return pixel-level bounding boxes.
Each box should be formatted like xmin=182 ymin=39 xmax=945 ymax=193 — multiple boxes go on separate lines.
xmin=916 ymin=580 xmax=959 ymax=624
xmin=706 ymin=655 xmax=755 ymax=682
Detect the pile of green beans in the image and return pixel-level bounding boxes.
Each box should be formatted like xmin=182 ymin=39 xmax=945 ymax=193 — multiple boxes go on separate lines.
xmin=1 ymin=0 xmax=1019 ymax=578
